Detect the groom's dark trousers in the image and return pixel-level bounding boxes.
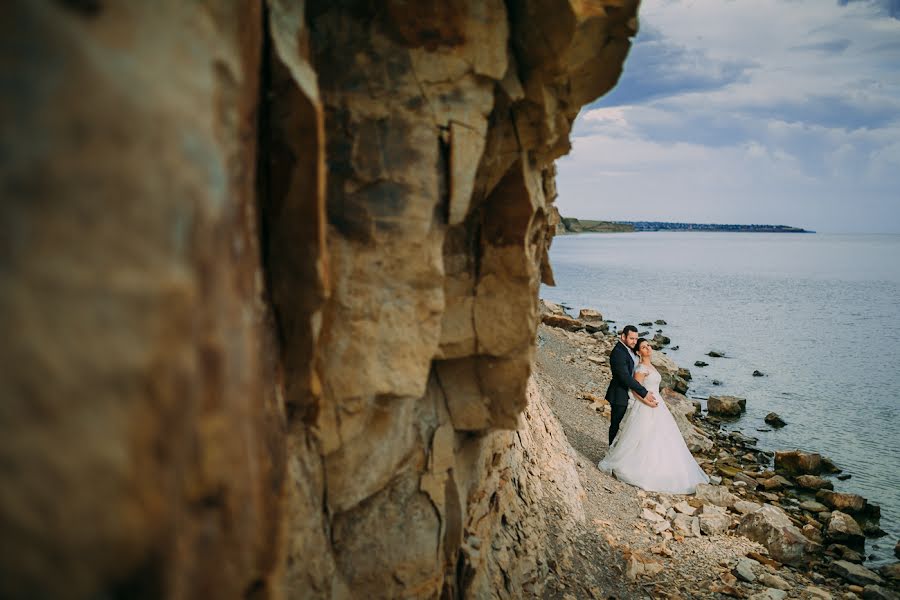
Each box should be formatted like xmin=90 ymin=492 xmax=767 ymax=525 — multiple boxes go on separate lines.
xmin=604 ymin=341 xmax=649 ymax=445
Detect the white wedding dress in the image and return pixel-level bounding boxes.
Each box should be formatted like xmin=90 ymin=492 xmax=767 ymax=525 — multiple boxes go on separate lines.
xmin=598 ymin=364 xmax=710 ymax=494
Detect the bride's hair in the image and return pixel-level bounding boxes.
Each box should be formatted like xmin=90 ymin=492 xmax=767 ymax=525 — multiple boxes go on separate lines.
xmin=634 ymin=338 xmax=649 ymax=353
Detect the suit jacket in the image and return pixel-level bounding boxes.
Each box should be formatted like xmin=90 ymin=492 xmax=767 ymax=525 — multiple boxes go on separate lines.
xmin=604 ymin=341 xmax=649 ymax=406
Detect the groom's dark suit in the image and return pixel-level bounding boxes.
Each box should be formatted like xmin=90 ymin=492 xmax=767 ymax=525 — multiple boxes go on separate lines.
xmin=604 ymin=341 xmax=649 ymax=445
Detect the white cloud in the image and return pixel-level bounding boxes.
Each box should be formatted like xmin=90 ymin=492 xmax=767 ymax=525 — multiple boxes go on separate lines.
xmin=557 ymin=0 xmax=900 ymax=232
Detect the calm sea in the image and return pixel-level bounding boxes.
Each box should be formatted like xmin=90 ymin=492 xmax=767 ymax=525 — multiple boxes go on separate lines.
xmin=541 ymin=232 xmax=900 ymax=564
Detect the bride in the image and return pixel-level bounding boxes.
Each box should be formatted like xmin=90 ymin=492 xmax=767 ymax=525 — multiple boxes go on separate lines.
xmin=598 ymin=338 xmax=710 ymax=494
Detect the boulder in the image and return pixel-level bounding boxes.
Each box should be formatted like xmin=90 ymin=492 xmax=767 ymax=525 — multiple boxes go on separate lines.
xmin=825 ymin=511 xmax=865 ymax=546
xmin=694 ymin=361 xmax=709 ymax=367
xmin=764 ymin=412 xmax=786 ymax=427
xmin=578 ymin=308 xmax=603 ymax=322
xmin=760 ymin=475 xmax=793 ymax=491
xmin=799 ymin=501 xmax=828 ymax=513
xmin=652 ymin=333 xmax=670 ymax=346
xmin=540 ymin=300 xmax=567 ymax=316
xmin=734 ymin=472 xmax=760 ymax=490
xmin=672 ymin=514 xmax=701 ymax=537
xmin=736 ymin=504 xmax=820 ymax=566
xmin=677 ymin=367 xmax=692 ymax=381
xmin=878 ymin=562 xmax=900 ymax=583
xmin=831 ymin=560 xmax=883 ymax=587
xmin=541 ymin=313 xmax=583 ymax=331
xmin=699 ymin=512 xmax=731 ymax=535
xmin=826 ymin=544 xmax=865 ymax=563
xmin=795 ymin=475 xmax=834 ymax=491
xmin=862 ymin=585 xmax=900 ymax=600
xmin=655 ymin=319 xmax=667 ymax=325
xmin=802 ymin=524 xmax=824 ymax=545
xmin=733 ymin=500 xmax=763 ymax=515
xmin=672 ymin=377 xmax=689 ymax=394
xmin=707 ymin=396 xmax=747 ymax=417
xmin=775 ymin=450 xmax=841 ymax=476
xmin=695 ymin=484 xmax=738 ymax=508
xmin=639 ymin=321 xmax=653 ymax=327
xmin=816 ymin=490 xmax=867 ymax=514
xmin=733 ymin=557 xmax=759 ymax=583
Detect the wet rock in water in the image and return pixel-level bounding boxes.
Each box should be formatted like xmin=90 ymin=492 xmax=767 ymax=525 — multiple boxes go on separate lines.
xmin=729 ymin=430 xmax=758 ymax=445
xmin=753 ymin=370 xmax=766 ymax=377
xmin=862 ymin=584 xmax=900 ymax=600
xmin=879 ymin=561 xmax=900 ymax=583
xmin=896 ymin=539 xmax=900 ymax=558
xmin=826 ymin=543 xmax=865 ymax=564
xmin=760 ymin=475 xmax=793 ymax=491
xmin=694 ymin=360 xmax=709 ymax=367
xmin=831 ymin=560 xmax=884 ymax=587
xmin=765 ymin=412 xmax=787 ymax=428
xmin=838 ymin=473 xmax=852 ymax=481
xmin=816 ymin=490 xmax=867 ymax=514
xmin=775 ymin=450 xmax=841 ymax=476
xmin=736 ymin=504 xmax=821 ymax=566
xmin=826 ymin=511 xmax=865 ymax=547
xmin=707 ymin=350 xmax=726 ymax=358
xmin=707 ymin=396 xmax=747 ymax=417
xmin=655 ymin=319 xmax=667 ymax=325
xmin=639 ymin=321 xmax=653 ymax=327
xmin=670 ymin=345 xmax=680 ymax=350
xmin=652 ymin=333 xmax=670 ymax=346
xmin=795 ymin=475 xmax=834 ymax=491
xmin=638 ymin=330 xmax=650 ymax=337
xmin=712 ymin=379 xmax=723 ymax=385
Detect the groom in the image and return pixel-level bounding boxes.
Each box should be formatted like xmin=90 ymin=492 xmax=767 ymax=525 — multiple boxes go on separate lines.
xmin=605 ymin=325 xmax=654 ymax=445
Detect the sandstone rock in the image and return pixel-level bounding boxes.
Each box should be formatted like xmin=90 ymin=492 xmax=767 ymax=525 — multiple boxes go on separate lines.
xmin=736 ymin=504 xmax=820 ymax=566
xmin=578 ymin=308 xmax=603 ymax=322
xmin=674 ymin=501 xmax=697 ymax=516
xmin=541 ymin=300 xmax=567 ymax=316
xmin=700 ymin=513 xmax=731 ymax=536
xmin=677 ymin=367 xmax=692 ymax=381
xmin=541 ymin=313 xmax=584 ymax=331
xmin=696 ymin=484 xmax=739 ymax=508
xmin=802 ymin=524 xmax=825 ymax=545
xmin=765 ymin=412 xmax=786 ymax=427
xmin=760 ymin=475 xmax=793 ymax=491
xmin=775 ymin=451 xmax=841 ymax=476
xmin=734 ymin=557 xmax=759 ymax=582
xmin=707 ymin=396 xmax=747 ymax=417
xmin=758 ymin=572 xmax=792 ymax=591
xmin=801 ymin=586 xmax=834 ymax=600
xmin=796 ymin=475 xmax=835 ymax=490
xmin=748 ymin=589 xmax=788 ymax=600
xmin=826 ymin=511 xmax=865 ymax=546
xmin=862 ymin=585 xmax=900 ymax=600
xmin=733 ymin=500 xmax=763 ymax=515
xmin=672 ymin=514 xmax=702 ymax=538
xmin=816 ymin=490 xmax=868 ymax=514
xmin=831 ymin=560 xmax=883 ymax=587
xmin=800 ymin=501 xmax=829 ymax=513
xmin=878 ymin=562 xmax=900 ymax=583
xmin=827 ymin=544 xmax=865 ymax=563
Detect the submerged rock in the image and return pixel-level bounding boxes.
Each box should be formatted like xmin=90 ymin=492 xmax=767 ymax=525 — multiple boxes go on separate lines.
xmin=765 ymin=412 xmax=787 ymax=428
xmin=694 ymin=360 xmax=709 ymax=367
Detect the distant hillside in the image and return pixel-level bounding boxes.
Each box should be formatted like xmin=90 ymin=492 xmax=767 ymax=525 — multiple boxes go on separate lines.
xmin=557 ymin=218 xmax=634 ymax=234
xmin=557 ymin=218 xmax=812 ymax=234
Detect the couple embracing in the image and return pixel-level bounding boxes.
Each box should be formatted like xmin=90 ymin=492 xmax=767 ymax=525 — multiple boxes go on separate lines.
xmin=598 ymin=325 xmax=710 ymax=495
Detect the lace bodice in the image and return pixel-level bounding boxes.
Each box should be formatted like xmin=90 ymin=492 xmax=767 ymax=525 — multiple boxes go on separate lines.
xmin=634 ymin=364 xmax=662 ymax=394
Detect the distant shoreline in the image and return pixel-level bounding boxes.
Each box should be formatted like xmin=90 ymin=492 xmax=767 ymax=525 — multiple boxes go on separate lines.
xmin=558 ymin=217 xmax=815 ymax=235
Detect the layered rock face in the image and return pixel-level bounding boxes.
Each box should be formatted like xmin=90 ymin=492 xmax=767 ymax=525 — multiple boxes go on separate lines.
xmin=0 ymin=1 xmax=637 ymax=598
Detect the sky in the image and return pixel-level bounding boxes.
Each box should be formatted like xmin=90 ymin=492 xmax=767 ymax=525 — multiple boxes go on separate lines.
xmin=556 ymin=0 xmax=900 ymax=233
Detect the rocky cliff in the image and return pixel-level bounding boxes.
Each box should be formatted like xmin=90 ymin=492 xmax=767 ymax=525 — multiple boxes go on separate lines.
xmin=0 ymin=1 xmax=638 ymax=598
